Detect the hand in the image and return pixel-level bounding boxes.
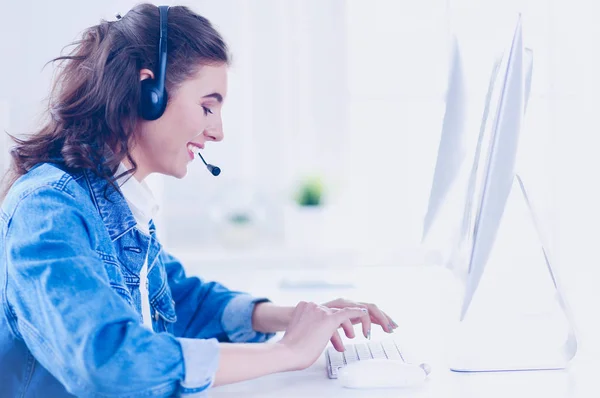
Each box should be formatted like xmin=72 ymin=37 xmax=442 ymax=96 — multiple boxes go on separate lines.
xmin=322 ymin=298 xmax=398 ymax=341
xmin=277 ymin=301 xmax=367 ymax=371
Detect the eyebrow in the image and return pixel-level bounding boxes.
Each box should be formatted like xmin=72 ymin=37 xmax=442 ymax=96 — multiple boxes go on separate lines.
xmin=202 ymin=93 xmax=223 ymax=103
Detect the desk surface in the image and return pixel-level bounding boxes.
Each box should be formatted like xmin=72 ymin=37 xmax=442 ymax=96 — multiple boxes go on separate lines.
xmin=199 ymin=265 xmax=598 ymax=398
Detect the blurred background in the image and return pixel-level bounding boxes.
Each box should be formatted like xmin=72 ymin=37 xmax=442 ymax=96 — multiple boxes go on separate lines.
xmin=0 ymin=0 xmax=598 ymax=286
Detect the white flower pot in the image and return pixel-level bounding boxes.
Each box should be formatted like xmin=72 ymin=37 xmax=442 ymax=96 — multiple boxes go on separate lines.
xmin=219 ymin=222 xmax=259 ymax=249
xmin=284 ymin=205 xmax=326 ymax=250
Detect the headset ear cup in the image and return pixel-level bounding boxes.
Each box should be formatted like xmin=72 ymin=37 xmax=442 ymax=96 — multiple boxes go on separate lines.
xmin=158 ymin=87 xmax=168 ymax=117
xmin=140 ymin=79 xmax=156 ymax=120
xmin=140 ymin=79 xmax=167 ymax=120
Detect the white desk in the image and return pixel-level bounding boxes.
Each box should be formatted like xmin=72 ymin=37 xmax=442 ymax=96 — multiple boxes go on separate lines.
xmin=198 ymin=265 xmax=599 ymax=398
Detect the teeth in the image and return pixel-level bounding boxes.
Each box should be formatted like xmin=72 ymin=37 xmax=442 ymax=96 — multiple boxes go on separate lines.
xmin=187 ymin=144 xmax=198 ymax=155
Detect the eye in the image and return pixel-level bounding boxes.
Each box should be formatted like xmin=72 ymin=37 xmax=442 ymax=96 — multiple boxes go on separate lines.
xmin=202 ymin=106 xmax=213 ymax=116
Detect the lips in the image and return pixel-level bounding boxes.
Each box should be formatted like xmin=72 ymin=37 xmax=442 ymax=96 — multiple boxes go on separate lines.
xmin=186 ymin=142 xmax=204 ymax=160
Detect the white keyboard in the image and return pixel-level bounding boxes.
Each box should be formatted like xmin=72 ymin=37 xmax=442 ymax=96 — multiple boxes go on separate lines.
xmin=326 ymin=339 xmax=407 ymax=379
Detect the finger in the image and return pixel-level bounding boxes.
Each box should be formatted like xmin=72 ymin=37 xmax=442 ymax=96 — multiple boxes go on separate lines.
xmin=295 ymin=301 xmax=307 ymax=312
xmin=361 ymin=310 xmax=371 ymax=340
xmin=289 ymin=301 xmax=306 ymax=321
xmin=367 ymin=305 xmax=394 ymax=333
xmin=340 ymin=320 xmax=355 ymax=339
xmin=325 ymin=297 xmax=346 ymax=307
xmin=339 ymin=307 xmax=371 ymax=339
xmin=330 ymin=329 xmax=345 ymax=352
xmin=334 ymin=307 xmax=367 ymax=324
xmin=381 ymin=310 xmax=399 ymax=329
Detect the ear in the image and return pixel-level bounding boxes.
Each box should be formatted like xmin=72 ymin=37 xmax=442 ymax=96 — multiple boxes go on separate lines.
xmin=140 ymin=68 xmax=155 ymax=82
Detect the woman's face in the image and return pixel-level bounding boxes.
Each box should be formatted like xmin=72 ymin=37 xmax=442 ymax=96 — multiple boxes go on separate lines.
xmin=131 ymin=63 xmax=227 ymax=180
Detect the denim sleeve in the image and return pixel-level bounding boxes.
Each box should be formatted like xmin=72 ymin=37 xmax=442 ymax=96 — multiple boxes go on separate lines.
xmin=163 ymin=252 xmax=275 ymax=343
xmin=4 ymin=186 xmax=220 ymax=397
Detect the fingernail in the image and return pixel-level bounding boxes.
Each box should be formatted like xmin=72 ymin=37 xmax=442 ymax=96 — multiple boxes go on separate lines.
xmin=392 ymin=320 xmax=399 ymax=328
xmin=388 ymin=324 xmax=394 ymax=333
xmin=367 ymin=329 xmax=371 ymax=340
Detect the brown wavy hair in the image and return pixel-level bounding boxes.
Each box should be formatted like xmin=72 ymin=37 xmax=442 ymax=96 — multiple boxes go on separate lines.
xmin=1 ymin=3 xmax=229 ymax=200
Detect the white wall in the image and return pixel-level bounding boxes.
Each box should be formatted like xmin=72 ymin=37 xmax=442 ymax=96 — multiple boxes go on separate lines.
xmin=1 ymin=1 xmax=598 ymax=283
xmin=0 ymin=0 xmax=349 ymax=252
xmin=0 ymin=100 xmax=8 ymax=173
xmin=546 ymin=0 xmax=600 ymax=349
xmin=341 ymin=0 xmax=449 ymax=254
xmin=157 ymin=0 xmax=349 ymax=251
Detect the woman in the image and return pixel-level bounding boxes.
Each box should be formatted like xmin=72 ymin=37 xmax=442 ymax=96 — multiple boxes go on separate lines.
xmin=0 ymin=4 xmax=397 ymax=397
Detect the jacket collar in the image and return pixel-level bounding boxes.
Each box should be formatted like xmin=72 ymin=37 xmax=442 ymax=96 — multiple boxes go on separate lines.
xmin=82 ymin=168 xmax=137 ymax=241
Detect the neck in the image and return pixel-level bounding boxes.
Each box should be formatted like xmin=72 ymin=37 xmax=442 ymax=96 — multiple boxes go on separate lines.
xmin=121 ymin=153 xmax=149 ymax=182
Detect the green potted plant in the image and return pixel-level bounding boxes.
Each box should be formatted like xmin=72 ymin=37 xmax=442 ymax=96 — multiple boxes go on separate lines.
xmin=294 ymin=176 xmax=324 ymax=207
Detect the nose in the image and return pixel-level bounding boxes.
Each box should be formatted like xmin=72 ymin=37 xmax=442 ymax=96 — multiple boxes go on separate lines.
xmin=204 ymin=125 xmax=224 ymax=142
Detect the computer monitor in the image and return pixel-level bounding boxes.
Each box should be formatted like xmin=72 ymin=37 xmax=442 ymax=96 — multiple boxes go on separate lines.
xmin=447 ymin=16 xmax=577 ymax=372
xmin=421 ymin=35 xmax=467 ymax=244
xmin=422 ymin=34 xmax=533 ymax=263
xmin=458 ymin=16 xmax=527 ymax=320
xmin=325 ymin=16 xmax=576 ymax=379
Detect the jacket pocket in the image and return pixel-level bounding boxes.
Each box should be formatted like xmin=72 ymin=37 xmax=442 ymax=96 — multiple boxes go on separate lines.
xmin=150 ymin=283 xmax=177 ymax=333
xmin=96 ymin=251 xmax=137 ymax=308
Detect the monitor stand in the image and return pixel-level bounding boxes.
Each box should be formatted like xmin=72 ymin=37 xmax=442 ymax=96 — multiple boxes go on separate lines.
xmin=447 ymin=175 xmax=578 ymax=372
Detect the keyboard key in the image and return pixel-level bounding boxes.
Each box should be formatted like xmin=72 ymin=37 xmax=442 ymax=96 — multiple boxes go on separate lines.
xmin=327 ymin=348 xmax=345 ymax=367
xmin=392 ymin=341 xmax=408 ymax=362
xmin=344 ymin=345 xmax=359 ymax=363
xmin=368 ymin=341 xmax=387 ymax=359
xmin=355 ymin=343 xmax=372 ymax=360
xmin=381 ymin=340 xmax=403 ymax=361
xmin=330 ymin=367 xmax=338 ymax=378
xmin=326 ymin=340 xmax=418 ymax=380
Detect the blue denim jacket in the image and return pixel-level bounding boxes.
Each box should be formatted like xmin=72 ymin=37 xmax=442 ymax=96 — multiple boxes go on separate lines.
xmin=0 ymin=163 xmax=274 ymax=397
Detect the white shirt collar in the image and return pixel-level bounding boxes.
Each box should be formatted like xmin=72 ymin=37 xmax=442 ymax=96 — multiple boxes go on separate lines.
xmin=116 ymin=163 xmax=159 ymax=233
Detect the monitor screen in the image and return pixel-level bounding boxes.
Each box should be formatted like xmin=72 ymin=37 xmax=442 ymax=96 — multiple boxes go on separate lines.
xmin=460 ymin=16 xmax=526 ymax=320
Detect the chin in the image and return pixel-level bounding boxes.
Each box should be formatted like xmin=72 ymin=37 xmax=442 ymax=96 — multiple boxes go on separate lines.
xmin=162 ymin=163 xmax=188 ymax=179
xmin=172 ymin=167 xmax=188 ymax=179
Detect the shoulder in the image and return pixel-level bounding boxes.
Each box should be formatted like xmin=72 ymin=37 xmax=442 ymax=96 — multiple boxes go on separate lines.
xmin=1 ymin=163 xmax=94 ymax=222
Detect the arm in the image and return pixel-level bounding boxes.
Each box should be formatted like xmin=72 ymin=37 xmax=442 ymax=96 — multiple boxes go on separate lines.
xmin=215 ymin=303 xmax=370 ymax=386
xmin=251 ymin=302 xmax=294 ymax=333
xmin=4 ymin=186 xmax=367 ymax=395
xmin=4 ymin=187 xmax=214 ymax=396
xmin=164 ymin=252 xmax=275 ymax=342
xmin=213 ymin=343 xmax=293 ymax=386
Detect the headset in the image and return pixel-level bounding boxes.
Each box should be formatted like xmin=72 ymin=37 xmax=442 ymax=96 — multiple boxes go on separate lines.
xmin=139 ymin=6 xmax=169 ymax=121
xmin=138 ymin=6 xmax=221 ymax=176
